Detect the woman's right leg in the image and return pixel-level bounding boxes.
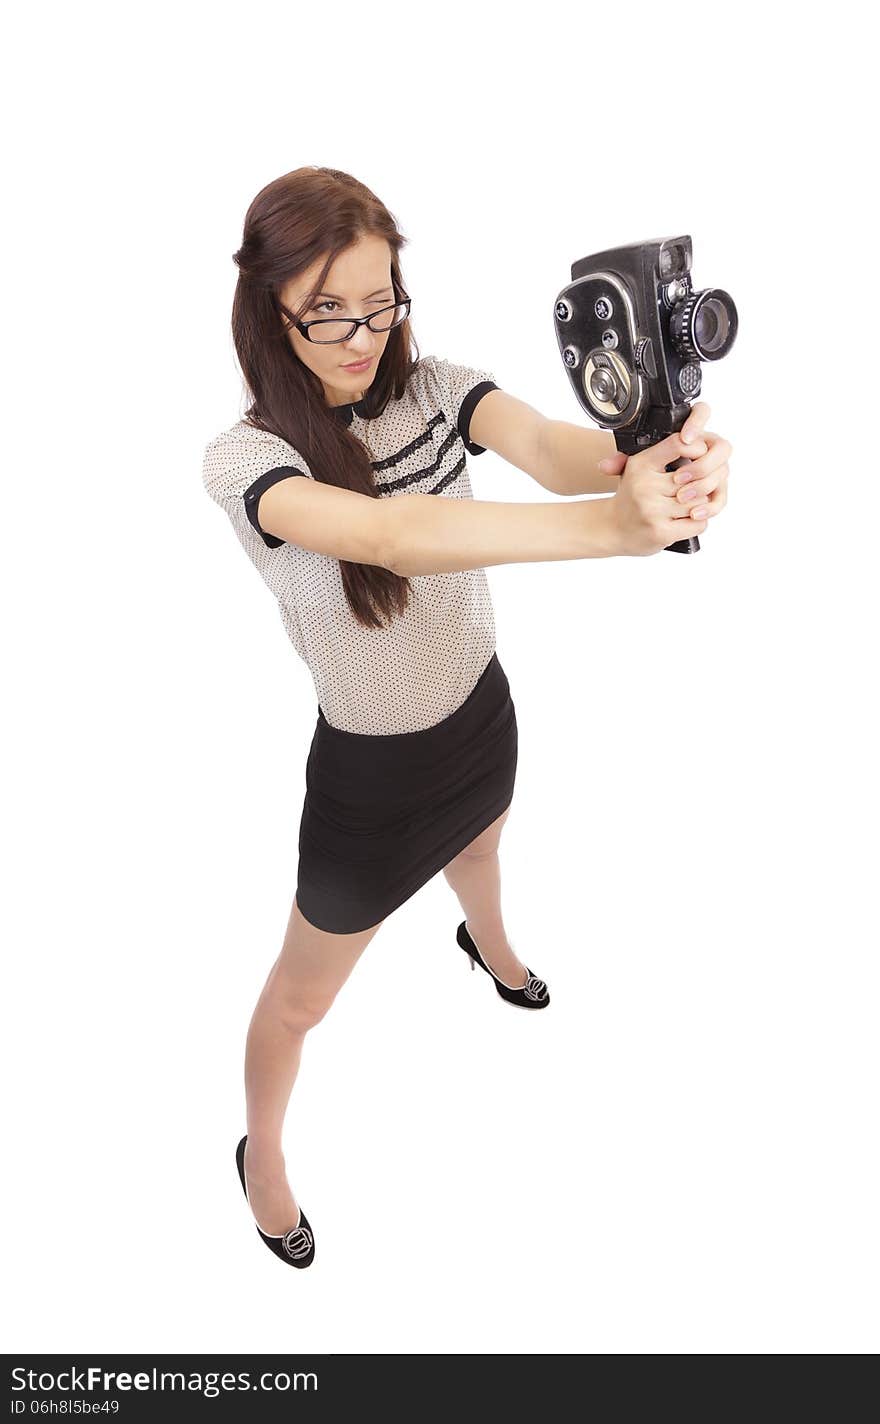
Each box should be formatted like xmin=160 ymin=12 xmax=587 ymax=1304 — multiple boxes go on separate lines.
xmin=243 ymin=892 xmax=385 ymax=1235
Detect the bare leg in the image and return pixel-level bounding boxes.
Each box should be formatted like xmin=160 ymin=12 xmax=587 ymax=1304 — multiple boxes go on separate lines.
xmin=441 ymin=805 xmax=528 ymax=987
xmin=243 ymin=893 xmax=385 ymax=1235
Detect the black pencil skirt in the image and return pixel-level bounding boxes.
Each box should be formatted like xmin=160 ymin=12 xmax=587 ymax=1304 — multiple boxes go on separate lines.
xmin=294 ymin=650 xmax=518 ymax=934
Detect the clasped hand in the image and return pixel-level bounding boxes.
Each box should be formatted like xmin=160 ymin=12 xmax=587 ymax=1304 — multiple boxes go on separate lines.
xmin=597 ymin=401 xmax=732 ymax=523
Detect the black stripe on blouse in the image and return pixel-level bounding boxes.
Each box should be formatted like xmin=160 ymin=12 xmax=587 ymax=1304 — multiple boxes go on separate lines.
xmin=458 ymin=380 xmax=499 ymax=454
xmin=241 ymin=380 xmax=499 ymax=548
xmin=243 ymin=467 xmax=308 ymax=548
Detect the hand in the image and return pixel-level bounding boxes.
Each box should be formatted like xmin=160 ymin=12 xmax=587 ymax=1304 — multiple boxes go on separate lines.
xmin=600 ymin=425 xmax=733 ymax=557
xmin=597 ymin=403 xmax=733 ymax=556
xmin=597 ymin=400 xmax=715 ymax=479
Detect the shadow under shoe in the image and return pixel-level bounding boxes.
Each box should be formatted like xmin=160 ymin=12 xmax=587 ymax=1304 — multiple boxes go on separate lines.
xmin=235 ymin=1134 xmax=315 ymax=1268
xmin=456 ymin=920 xmax=550 ymax=1009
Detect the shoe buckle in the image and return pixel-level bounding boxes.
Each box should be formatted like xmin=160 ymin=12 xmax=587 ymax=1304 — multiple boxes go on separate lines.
xmin=282 ymin=1225 xmax=313 ymax=1259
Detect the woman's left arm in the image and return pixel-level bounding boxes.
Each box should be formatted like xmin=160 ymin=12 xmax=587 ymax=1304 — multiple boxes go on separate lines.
xmin=468 ymin=388 xmax=616 ymax=494
xmin=468 ymin=392 xmax=729 ymax=501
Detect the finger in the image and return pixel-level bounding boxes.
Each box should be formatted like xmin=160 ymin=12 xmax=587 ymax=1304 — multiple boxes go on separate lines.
xmin=641 ymin=430 xmax=708 ymax=479
xmin=597 ymin=453 xmax=627 ymax=475
xmin=669 ymin=503 xmax=710 ymax=534
xmin=670 ymin=497 xmax=711 ymax=525
xmin=684 ymin=489 xmax=718 ymax=520
xmin=674 ymin=443 xmax=731 ymax=483
xmin=681 ymin=402 xmax=711 ymax=444
xmin=673 ymin=465 xmax=728 ymax=508
xmin=672 ymin=461 xmax=726 ymax=501
xmin=706 ymin=483 xmax=728 ymax=515
xmin=662 ymin=445 xmax=707 ymax=493
xmin=670 ymin=434 xmax=708 ymax=463
xmin=655 ymin=432 xmax=708 ymax=472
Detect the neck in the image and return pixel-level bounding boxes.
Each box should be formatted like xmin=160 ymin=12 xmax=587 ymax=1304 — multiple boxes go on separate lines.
xmin=324 ymin=383 xmax=364 ymax=408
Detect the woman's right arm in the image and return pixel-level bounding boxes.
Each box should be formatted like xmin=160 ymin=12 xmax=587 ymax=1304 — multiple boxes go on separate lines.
xmin=384 ymin=492 xmax=621 ymax=574
xmin=257 ymin=473 xmax=621 ymax=572
xmin=256 ymin=430 xmax=712 ymax=571
xmin=385 ymin=429 xmax=714 ymax=572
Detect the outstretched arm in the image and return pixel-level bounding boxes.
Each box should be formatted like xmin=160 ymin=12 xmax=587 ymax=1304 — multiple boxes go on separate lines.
xmin=468 ymin=388 xmax=619 ymax=495
xmin=470 ymin=390 xmax=716 ymax=498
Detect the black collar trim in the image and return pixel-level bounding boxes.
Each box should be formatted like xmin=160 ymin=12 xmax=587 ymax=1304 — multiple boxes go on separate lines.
xmin=328 ymin=395 xmax=370 ymax=427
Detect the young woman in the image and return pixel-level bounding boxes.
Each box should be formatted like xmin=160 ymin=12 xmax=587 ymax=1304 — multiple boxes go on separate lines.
xmin=202 ymin=166 xmax=732 ymax=1268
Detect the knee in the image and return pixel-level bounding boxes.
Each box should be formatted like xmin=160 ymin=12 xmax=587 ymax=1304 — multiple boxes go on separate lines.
xmin=273 ymin=988 xmax=336 ymax=1034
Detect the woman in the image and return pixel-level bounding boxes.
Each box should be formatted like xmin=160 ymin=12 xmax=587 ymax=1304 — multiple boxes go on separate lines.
xmin=202 ymin=166 xmax=732 ymax=1269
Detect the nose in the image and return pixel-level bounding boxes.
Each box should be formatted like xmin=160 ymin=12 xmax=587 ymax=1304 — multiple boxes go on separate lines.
xmin=343 ymin=330 xmax=377 ymax=358
xmin=343 ymin=313 xmax=385 ymax=357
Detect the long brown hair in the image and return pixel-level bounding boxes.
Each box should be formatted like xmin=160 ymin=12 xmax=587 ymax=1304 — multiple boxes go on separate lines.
xmin=231 ymin=166 xmax=418 ymax=629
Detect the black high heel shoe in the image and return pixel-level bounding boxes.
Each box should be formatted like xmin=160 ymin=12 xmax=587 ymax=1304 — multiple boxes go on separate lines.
xmin=235 ymin=1134 xmax=315 ymax=1268
xmin=456 ymin=920 xmax=550 ymax=1009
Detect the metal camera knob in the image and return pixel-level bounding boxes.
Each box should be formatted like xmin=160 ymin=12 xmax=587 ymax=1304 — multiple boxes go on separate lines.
xmin=664 ymin=279 xmax=687 ymax=306
xmin=678 ymin=362 xmax=701 ymax=396
xmin=590 ymin=366 xmax=617 ymax=402
xmin=582 ymin=350 xmax=632 ymax=417
xmin=635 ymin=337 xmax=657 ymax=378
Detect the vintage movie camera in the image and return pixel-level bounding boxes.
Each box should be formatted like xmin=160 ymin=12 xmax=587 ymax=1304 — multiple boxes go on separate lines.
xmin=553 ymin=236 xmax=737 ymax=554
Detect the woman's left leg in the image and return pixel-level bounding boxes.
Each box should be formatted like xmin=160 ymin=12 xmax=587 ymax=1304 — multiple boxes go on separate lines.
xmin=441 ymin=804 xmax=528 ymax=986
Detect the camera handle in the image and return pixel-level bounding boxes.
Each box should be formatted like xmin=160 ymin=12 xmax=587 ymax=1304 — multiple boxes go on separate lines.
xmin=663 ymin=451 xmax=701 ymax=555
xmin=614 ymin=404 xmax=700 ymax=555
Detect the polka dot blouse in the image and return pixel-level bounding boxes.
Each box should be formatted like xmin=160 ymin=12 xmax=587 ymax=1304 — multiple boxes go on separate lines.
xmin=201 ymin=354 xmax=500 ymax=734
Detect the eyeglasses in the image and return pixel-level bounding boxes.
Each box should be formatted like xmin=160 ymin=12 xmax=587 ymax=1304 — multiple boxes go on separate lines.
xmin=279 ymin=281 xmax=412 ymax=345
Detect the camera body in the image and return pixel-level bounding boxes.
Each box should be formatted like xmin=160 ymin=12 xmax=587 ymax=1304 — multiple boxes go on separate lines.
xmin=553 ymin=235 xmax=737 ymax=554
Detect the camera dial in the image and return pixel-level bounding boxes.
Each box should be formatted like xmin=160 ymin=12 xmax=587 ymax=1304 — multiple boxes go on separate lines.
xmin=582 ymin=350 xmax=632 ymax=417
xmin=678 ymin=362 xmax=701 ymax=396
xmin=663 ymin=279 xmax=689 ymax=306
xmin=635 ymin=337 xmax=657 ymax=378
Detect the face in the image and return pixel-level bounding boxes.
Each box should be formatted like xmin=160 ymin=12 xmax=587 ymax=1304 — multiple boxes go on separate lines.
xmin=279 ymin=233 xmax=396 ymax=407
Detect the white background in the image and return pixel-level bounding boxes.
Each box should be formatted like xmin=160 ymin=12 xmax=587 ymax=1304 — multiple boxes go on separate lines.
xmin=4 ymin=0 xmax=877 ymax=1356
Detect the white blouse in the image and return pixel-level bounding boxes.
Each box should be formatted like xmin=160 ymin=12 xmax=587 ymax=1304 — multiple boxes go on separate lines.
xmin=202 ymin=354 xmax=501 ymax=733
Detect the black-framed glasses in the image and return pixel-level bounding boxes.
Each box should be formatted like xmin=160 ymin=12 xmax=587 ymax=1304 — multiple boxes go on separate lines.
xmin=279 ymin=279 xmax=412 ymax=345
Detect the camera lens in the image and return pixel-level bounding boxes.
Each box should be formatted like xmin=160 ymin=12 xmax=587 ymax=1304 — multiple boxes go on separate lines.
xmin=670 ymin=288 xmax=738 ymax=362
xmin=694 ymin=297 xmax=728 ymax=355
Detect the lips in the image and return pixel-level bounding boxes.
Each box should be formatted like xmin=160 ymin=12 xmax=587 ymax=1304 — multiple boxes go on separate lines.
xmin=341 ymin=358 xmax=372 ymax=370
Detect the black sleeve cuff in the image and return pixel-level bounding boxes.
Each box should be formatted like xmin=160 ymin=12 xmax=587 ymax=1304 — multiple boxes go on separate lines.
xmin=457 ymin=380 xmax=500 ymax=455
xmin=242 ymin=466 xmax=309 ymax=547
